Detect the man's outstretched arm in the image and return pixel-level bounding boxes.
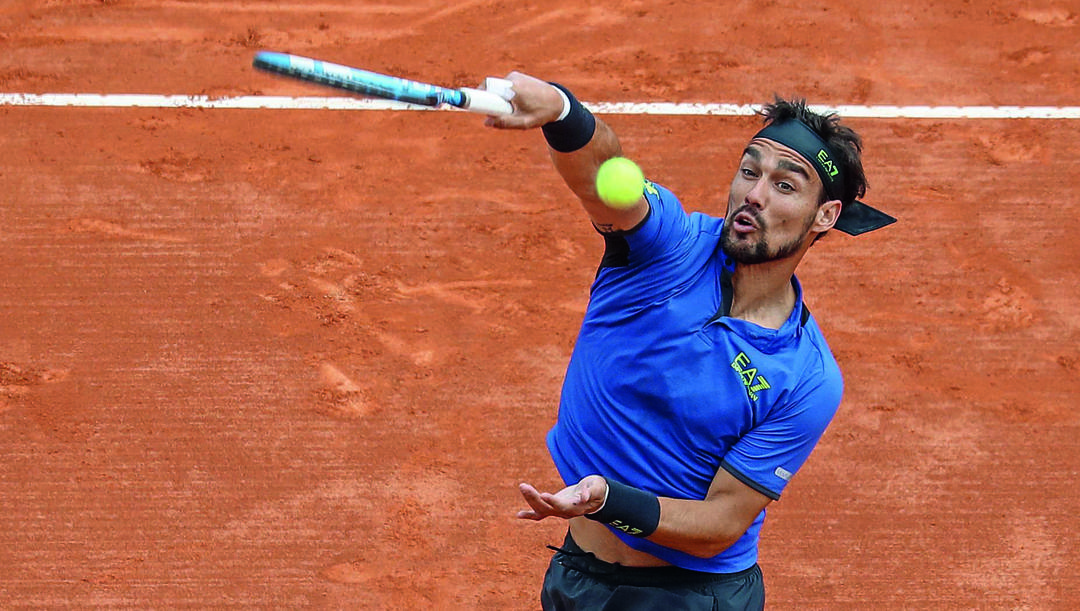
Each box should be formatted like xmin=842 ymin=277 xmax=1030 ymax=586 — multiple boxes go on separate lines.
xmin=484 ymin=72 xmax=649 ymax=232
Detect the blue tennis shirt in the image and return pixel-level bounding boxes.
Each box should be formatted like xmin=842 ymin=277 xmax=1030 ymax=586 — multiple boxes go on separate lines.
xmin=547 ymin=181 xmax=843 ymax=573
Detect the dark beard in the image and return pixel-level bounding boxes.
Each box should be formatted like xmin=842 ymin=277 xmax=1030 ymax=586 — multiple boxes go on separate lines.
xmin=720 ymin=209 xmax=811 ymax=265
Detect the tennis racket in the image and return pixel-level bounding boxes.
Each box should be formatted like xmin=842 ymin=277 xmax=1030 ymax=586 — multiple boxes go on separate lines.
xmin=252 ymin=51 xmax=514 ymax=116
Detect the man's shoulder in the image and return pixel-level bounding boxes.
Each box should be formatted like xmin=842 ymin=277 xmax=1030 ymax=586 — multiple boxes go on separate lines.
xmin=688 ymin=210 xmax=726 ymax=236
xmin=645 ymin=181 xmax=726 ymax=234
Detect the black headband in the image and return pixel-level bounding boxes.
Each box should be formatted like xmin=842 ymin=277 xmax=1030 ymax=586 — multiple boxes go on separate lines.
xmin=753 ymin=119 xmax=896 ymax=236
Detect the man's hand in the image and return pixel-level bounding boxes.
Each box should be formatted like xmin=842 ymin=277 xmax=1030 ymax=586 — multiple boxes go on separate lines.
xmin=516 ymin=475 xmax=608 ymax=521
xmin=482 ymin=72 xmax=565 ymax=130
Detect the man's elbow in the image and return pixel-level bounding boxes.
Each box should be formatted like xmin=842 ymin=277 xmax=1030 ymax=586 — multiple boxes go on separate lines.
xmin=679 ymin=532 xmax=742 ymax=559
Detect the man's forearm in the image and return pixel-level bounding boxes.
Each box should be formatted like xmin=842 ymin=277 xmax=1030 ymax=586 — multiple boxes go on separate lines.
xmin=549 ymin=117 xmax=623 ymax=205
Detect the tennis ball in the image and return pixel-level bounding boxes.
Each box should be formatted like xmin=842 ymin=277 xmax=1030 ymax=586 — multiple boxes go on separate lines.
xmin=596 ymin=157 xmax=645 ymax=209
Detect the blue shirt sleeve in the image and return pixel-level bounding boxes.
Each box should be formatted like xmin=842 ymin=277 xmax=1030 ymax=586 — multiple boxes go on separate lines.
xmin=720 ymin=354 xmax=843 ymax=499
xmin=592 ymin=182 xmax=725 ymax=311
xmin=619 ymin=181 xmax=694 ymax=265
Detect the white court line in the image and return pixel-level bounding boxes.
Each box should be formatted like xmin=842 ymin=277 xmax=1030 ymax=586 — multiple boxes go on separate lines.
xmin=2 ymin=93 xmax=1080 ymax=119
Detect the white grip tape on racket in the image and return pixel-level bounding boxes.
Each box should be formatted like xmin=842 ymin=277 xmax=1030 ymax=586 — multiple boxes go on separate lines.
xmin=459 ymin=77 xmax=514 ymax=116
xmin=484 ymin=77 xmax=515 ymax=101
xmin=459 ymin=88 xmax=513 ymax=115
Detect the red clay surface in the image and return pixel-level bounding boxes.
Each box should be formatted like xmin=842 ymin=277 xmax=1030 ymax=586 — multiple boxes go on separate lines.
xmin=2 ymin=0 xmax=1079 ymax=608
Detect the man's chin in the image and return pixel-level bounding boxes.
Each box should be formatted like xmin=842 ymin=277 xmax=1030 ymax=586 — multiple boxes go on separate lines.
xmin=721 ymin=241 xmax=768 ymax=265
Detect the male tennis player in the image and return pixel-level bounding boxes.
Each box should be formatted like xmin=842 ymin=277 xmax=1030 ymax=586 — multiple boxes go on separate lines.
xmin=484 ymin=73 xmax=893 ymax=610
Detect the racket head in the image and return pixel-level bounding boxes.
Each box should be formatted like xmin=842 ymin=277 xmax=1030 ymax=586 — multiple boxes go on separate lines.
xmin=252 ymin=51 xmax=465 ymax=108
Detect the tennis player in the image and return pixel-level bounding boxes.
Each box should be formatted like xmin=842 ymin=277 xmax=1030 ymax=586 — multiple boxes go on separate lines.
xmin=485 ymin=73 xmax=893 ymax=610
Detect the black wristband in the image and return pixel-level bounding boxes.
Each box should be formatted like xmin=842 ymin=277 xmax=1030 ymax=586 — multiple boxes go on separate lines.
xmin=542 ymin=83 xmax=596 ymax=153
xmin=584 ymin=477 xmax=661 ymax=537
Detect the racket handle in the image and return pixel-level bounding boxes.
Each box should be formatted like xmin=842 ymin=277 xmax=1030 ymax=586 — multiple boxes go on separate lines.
xmin=458 ymin=88 xmax=513 ymax=116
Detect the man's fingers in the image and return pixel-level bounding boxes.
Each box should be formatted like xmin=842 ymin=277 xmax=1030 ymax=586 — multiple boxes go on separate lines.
xmin=518 ymin=480 xmax=599 ymax=520
xmin=485 ymin=114 xmax=538 ymax=130
xmin=519 ymin=481 xmax=540 ymax=498
xmin=541 ymin=491 xmax=578 ymax=511
xmin=519 ymin=482 xmax=556 ymax=515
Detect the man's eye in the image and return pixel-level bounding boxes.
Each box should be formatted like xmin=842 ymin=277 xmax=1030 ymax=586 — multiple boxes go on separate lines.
xmin=741 ymin=168 xmax=757 ymax=178
xmin=777 ymin=181 xmax=795 ymax=192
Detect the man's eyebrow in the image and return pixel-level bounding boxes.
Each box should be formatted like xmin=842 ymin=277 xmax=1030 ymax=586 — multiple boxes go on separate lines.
xmin=777 ymin=159 xmax=811 ymax=180
xmin=742 ymin=144 xmax=813 ymax=181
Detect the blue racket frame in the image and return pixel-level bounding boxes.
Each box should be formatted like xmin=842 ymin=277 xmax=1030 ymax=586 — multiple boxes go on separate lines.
xmin=253 ymin=51 xmax=468 ymax=109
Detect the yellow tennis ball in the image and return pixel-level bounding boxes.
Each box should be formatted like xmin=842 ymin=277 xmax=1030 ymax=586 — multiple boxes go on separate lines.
xmin=596 ymin=157 xmax=645 ymax=209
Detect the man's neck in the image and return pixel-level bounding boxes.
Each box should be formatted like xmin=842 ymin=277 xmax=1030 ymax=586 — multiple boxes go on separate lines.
xmin=728 ymin=257 xmax=801 ymax=330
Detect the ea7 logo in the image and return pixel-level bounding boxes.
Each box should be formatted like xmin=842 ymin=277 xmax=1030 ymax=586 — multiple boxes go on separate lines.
xmin=731 ymin=352 xmax=771 ymax=401
xmin=816 ymin=149 xmax=839 ymax=179
xmin=606 ymin=519 xmax=644 ymax=537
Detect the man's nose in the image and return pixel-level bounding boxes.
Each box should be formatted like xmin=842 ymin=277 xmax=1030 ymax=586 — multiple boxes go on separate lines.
xmin=743 ymin=177 xmax=767 ymax=208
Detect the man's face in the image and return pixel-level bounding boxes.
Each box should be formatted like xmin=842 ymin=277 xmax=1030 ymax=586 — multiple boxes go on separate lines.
xmin=721 ymin=138 xmax=834 ymax=265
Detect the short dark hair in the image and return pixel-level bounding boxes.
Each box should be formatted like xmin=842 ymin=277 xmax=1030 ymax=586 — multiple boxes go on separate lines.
xmin=758 ymin=97 xmax=868 ymax=207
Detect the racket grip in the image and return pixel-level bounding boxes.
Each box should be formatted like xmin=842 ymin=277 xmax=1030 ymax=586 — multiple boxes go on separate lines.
xmin=458 ymin=88 xmax=513 ymax=116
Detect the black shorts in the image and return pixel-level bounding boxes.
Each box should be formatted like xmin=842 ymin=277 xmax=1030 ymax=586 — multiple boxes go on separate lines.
xmin=540 ymin=531 xmax=765 ymax=611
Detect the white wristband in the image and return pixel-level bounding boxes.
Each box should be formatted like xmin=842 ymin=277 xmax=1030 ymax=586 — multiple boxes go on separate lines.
xmin=554 ymin=85 xmax=572 ymax=122
xmin=588 ymin=480 xmax=610 ymax=514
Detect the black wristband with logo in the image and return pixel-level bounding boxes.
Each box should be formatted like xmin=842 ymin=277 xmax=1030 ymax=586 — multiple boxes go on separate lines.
xmin=584 ymin=477 xmax=661 ymax=538
xmin=542 ymin=83 xmax=596 ymax=153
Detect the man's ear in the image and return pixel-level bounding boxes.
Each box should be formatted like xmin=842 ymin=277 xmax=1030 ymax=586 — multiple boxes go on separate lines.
xmin=814 ymin=199 xmax=842 ymax=233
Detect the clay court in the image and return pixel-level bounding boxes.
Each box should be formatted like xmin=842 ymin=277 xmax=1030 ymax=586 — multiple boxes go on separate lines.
xmin=2 ymin=0 xmax=1079 ymax=608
